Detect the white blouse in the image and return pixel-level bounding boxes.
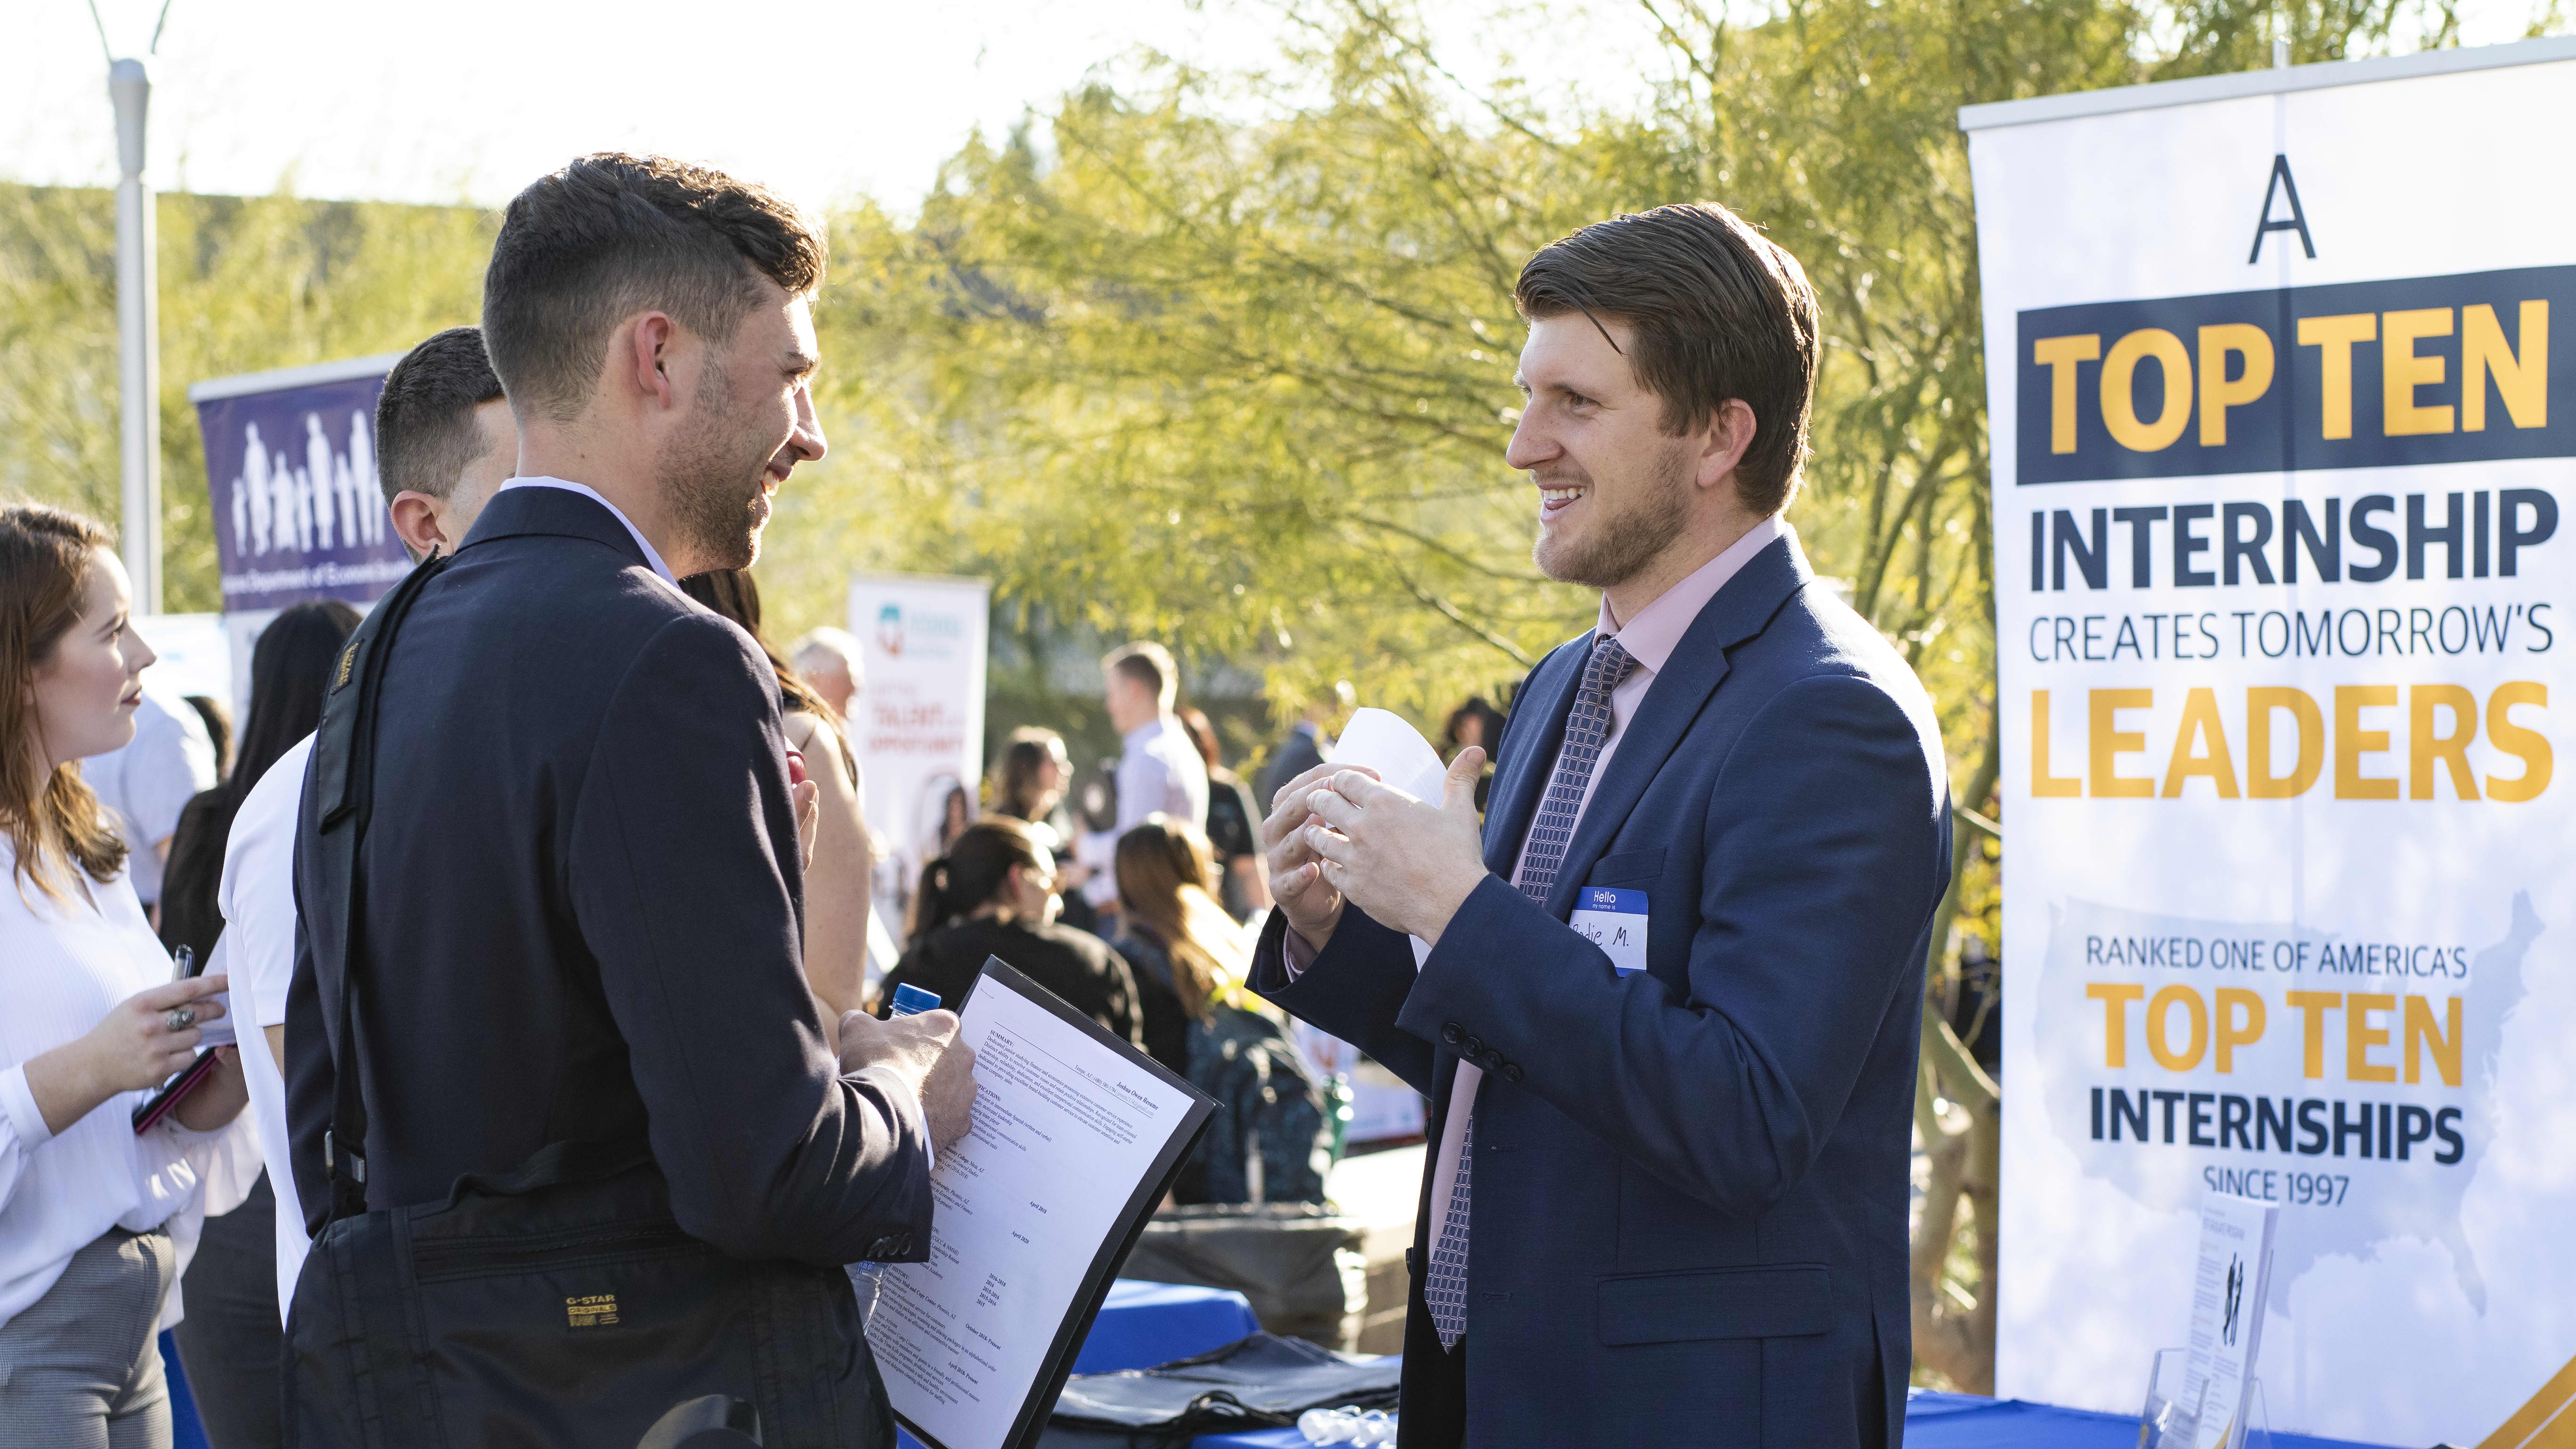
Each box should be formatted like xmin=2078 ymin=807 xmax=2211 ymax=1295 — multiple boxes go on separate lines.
xmin=0 ymin=838 xmax=256 ymax=1335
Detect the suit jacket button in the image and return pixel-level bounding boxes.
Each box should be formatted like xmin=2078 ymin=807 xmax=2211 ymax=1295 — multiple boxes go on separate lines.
xmin=1442 ymin=1023 xmax=1464 ymax=1046
xmin=1462 ymin=1035 xmax=1485 ymax=1058
xmin=1504 ymin=1063 xmax=1524 ymax=1083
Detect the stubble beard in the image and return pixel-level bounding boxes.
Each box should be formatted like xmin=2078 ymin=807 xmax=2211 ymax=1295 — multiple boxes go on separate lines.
xmin=655 ymin=358 xmax=775 ymax=574
xmin=1530 ymin=444 xmax=1695 ymax=590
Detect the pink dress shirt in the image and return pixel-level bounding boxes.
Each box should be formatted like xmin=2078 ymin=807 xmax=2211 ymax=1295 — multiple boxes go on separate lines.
xmin=1291 ymin=515 xmax=1790 ymax=1256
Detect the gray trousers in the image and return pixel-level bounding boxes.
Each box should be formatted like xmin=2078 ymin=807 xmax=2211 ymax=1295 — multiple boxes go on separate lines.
xmin=169 ymin=1172 xmax=283 ymax=1449
xmin=0 ymin=1226 xmax=175 ymax=1449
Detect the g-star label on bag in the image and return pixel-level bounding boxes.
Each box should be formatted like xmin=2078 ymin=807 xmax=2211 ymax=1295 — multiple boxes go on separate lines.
xmin=1568 ymin=888 xmax=1649 ymax=975
xmin=565 ymin=1294 xmax=620 ymax=1328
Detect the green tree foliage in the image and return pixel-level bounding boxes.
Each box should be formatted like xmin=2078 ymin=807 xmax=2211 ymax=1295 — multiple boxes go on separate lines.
xmin=0 ymin=185 xmax=493 ymax=611
xmin=0 ymin=0 xmax=2519 ymax=1388
xmin=766 ymin=0 xmax=2496 ymax=1388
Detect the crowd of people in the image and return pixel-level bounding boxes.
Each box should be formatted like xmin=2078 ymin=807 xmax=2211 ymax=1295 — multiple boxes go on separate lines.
xmin=0 ymin=431 xmax=1509 ymax=1449
xmin=4 ymin=150 xmax=1945 ymax=1449
xmin=0 ymin=232 xmax=1393 ymax=1449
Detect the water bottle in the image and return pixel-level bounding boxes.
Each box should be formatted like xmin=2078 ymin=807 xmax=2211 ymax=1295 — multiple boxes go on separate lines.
xmin=851 ymin=982 xmax=947 ymax=1329
xmin=1297 ymin=1407 xmax=1396 ymax=1445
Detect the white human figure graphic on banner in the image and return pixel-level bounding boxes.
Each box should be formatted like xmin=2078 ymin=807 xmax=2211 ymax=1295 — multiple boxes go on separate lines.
xmin=305 ymin=414 xmax=339 ymax=550
xmin=242 ymin=424 xmax=272 ymax=555
xmin=271 ymin=441 xmax=305 ymax=553
xmin=230 ymin=449 xmax=251 ymax=559
xmin=330 ymin=448 xmax=358 ymax=548
xmin=347 ymin=411 xmax=381 ymax=545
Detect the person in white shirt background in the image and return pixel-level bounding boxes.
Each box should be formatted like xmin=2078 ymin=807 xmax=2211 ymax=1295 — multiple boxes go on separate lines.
xmin=789 ymin=625 xmax=863 ymax=726
xmin=1075 ymin=641 xmax=1210 ymax=921
xmin=0 ymin=501 xmax=251 ymax=1447
xmin=80 ymin=686 xmax=218 ymax=930
xmin=157 ymin=599 xmax=358 ymax=1449
xmin=212 ymin=325 xmax=523 ymax=1378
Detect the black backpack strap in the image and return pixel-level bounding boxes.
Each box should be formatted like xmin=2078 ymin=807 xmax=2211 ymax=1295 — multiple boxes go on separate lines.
xmin=309 ymin=548 xmax=451 ymax=1224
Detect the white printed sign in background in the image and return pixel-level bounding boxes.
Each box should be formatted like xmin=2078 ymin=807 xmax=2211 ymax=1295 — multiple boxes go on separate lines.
xmin=848 ymin=571 xmax=991 ymax=927
xmin=1965 ymin=40 xmax=2576 ymax=1445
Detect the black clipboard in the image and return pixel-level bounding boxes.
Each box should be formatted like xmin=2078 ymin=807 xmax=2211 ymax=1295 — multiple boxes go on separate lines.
xmin=886 ymin=955 xmax=1218 ymax=1449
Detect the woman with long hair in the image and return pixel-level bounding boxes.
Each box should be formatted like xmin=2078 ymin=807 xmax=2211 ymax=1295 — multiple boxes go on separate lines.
xmin=1108 ymin=816 xmax=1252 ymax=1075
xmin=988 ymin=727 xmax=1071 ymax=829
xmin=157 ymin=600 xmax=361 ymax=964
xmin=1113 ymin=815 xmax=1330 ymax=1204
xmin=879 ymin=818 xmax=1143 ymax=1047
xmin=0 ymin=502 xmax=250 ymax=1441
xmin=679 ymin=568 xmax=872 ymax=1021
xmin=985 ymin=725 xmax=1104 ymax=936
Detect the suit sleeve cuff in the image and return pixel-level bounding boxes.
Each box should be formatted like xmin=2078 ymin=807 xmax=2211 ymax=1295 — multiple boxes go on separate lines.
xmin=0 ymin=1064 xmax=55 ymax=1149
xmin=1402 ymin=874 xmax=1554 ymax=1040
xmin=850 ymin=1064 xmax=933 ymax=1174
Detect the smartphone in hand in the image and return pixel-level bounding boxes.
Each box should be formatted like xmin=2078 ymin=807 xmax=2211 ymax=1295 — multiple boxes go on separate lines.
xmin=132 ymin=942 xmax=225 ymax=1134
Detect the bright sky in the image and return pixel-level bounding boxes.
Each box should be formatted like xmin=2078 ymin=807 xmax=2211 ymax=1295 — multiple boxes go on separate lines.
xmin=2 ymin=1 xmax=2552 ymax=214
xmin=0 ymin=0 xmax=1671 ymax=214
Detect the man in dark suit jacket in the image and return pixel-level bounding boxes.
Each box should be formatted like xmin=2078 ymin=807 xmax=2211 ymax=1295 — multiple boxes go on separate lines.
xmin=1257 ymin=682 xmax=1349 ymax=811
xmin=285 ymin=154 xmax=975 ymax=1417
xmin=1258 ymin=205 xmax=1950 ymax=1448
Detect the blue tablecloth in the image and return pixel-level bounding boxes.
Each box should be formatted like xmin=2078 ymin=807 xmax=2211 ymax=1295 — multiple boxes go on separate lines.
xmin=1193 ymin=1389 xmax=2405 ymax=1448
xmin=177 ymin=1295 xmax=2407 ymax=1449
xmin=1898 ymin=1389 xmax=2394 ymax=1449
xmin=1070 ymin=1279 xmax=1264 ymax=1374
xmin=161 ymin=1332 xmax=210 ymax=1449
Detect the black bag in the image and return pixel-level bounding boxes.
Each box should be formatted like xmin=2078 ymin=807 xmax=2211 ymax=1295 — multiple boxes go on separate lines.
xmin=284 ymin=550 xmax=893 ymax=1449
xmin=1182 ymin=1006 xmax=1333 ymax=1206
xmin=1041 ymin=1333 xmax=1401 ymax=1447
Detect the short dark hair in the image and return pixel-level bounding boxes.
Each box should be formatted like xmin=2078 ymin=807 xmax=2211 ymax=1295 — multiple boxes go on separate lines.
xmin=1515 ymin=203 xmax=1819 ymax=516
xmin=376 ymin=326 xmax=503 ymax=504
xmin=1102 ymin=641 xmax=1176 ymax=709
xmin=482 ymin=153 xmax=826 ymax=424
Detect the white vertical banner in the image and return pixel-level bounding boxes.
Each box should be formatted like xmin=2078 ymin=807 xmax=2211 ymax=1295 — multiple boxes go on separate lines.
xmin=1964 ymin=39 xmax=2576 ymax=1445
xmin=848 ymin=571 xmax=990 ymax=925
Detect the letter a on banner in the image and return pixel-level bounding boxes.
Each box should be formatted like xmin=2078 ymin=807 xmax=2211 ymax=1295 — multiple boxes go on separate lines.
xmin=2248 ymin=154 xmax=2316 ymax=264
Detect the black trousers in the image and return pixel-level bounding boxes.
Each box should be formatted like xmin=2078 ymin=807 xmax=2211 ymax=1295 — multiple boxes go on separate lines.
xmin=169 ymin=1172 xmax=282 ymax=1449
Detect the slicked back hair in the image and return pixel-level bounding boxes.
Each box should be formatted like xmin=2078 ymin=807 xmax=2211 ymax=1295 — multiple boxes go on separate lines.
xmin=1515 ymin=203 xmax=1819 ymax=516
xmin=376 ymin=326 xmax=504 ymax=505
xmin=483 ymin=153 xmax=826 ymax=424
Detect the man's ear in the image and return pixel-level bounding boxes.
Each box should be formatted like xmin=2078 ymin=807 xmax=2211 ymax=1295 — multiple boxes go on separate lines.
xmin=626 ymin=313 xmax=679 ymax=411
xmin=387 ymin=491 xmax=447 ymax=560
xmin=1695 ymin=398 xmax=1759 ymax=493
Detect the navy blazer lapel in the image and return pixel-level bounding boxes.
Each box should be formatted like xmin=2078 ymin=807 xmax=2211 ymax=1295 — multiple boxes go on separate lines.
xmin=1480 ymin=637 xmax=1589 ymax=876
xmin=1542 ymin=535 xmax=1814 ymax=917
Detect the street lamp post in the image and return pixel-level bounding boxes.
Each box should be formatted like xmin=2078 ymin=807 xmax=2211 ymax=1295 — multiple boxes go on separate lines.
xmin=109 ymin=55 xmax=162 ymax=615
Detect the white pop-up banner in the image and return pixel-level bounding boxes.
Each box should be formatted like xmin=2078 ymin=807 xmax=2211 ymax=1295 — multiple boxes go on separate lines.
xmin=1964 ymin=38 xmax=2576 ymax=1444
xmin=847 ymin=571 xmax=990 ymax=921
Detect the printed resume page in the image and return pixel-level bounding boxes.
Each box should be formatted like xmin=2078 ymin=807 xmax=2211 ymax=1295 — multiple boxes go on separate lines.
xmin=866 ymin=960 xmax=1209 ymax=1449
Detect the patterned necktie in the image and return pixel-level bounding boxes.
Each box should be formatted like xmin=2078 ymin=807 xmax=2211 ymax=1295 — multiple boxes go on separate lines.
xmin=1423 ymin=634 xmax=1637 ymax=1350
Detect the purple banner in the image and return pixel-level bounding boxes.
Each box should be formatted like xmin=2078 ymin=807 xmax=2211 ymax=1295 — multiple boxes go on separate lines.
xmin=195 ymin=371 xmax=411 ymax=612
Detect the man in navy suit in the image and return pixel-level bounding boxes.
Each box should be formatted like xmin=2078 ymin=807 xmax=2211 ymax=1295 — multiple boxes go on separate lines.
xmin=286 ymin=155 xmax=976 ymax=1440
xmin=1257 ymin=204 xmax=1950 ymax=1448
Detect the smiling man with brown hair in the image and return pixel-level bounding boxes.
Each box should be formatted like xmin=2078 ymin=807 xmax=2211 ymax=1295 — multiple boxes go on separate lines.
xmin=1256 ymin=204 xmax=1952 ymax=1448
xmin=284 ymin=154 xmax=974 ymax=1447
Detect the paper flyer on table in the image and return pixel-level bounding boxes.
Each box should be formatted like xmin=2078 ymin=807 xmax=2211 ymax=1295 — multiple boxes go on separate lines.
xmin=2157 ymin=1193 xmax=2279 ymax=1449
xmin=867 ymin=958 xmax=1216 ymax=1449
xmin=1321 ymin=707 xmax=1449 ymax=967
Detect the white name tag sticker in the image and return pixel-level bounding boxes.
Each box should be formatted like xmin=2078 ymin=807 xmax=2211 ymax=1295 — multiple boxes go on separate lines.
xmin=1567 ymin=887 xmax=1650 ymax=975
